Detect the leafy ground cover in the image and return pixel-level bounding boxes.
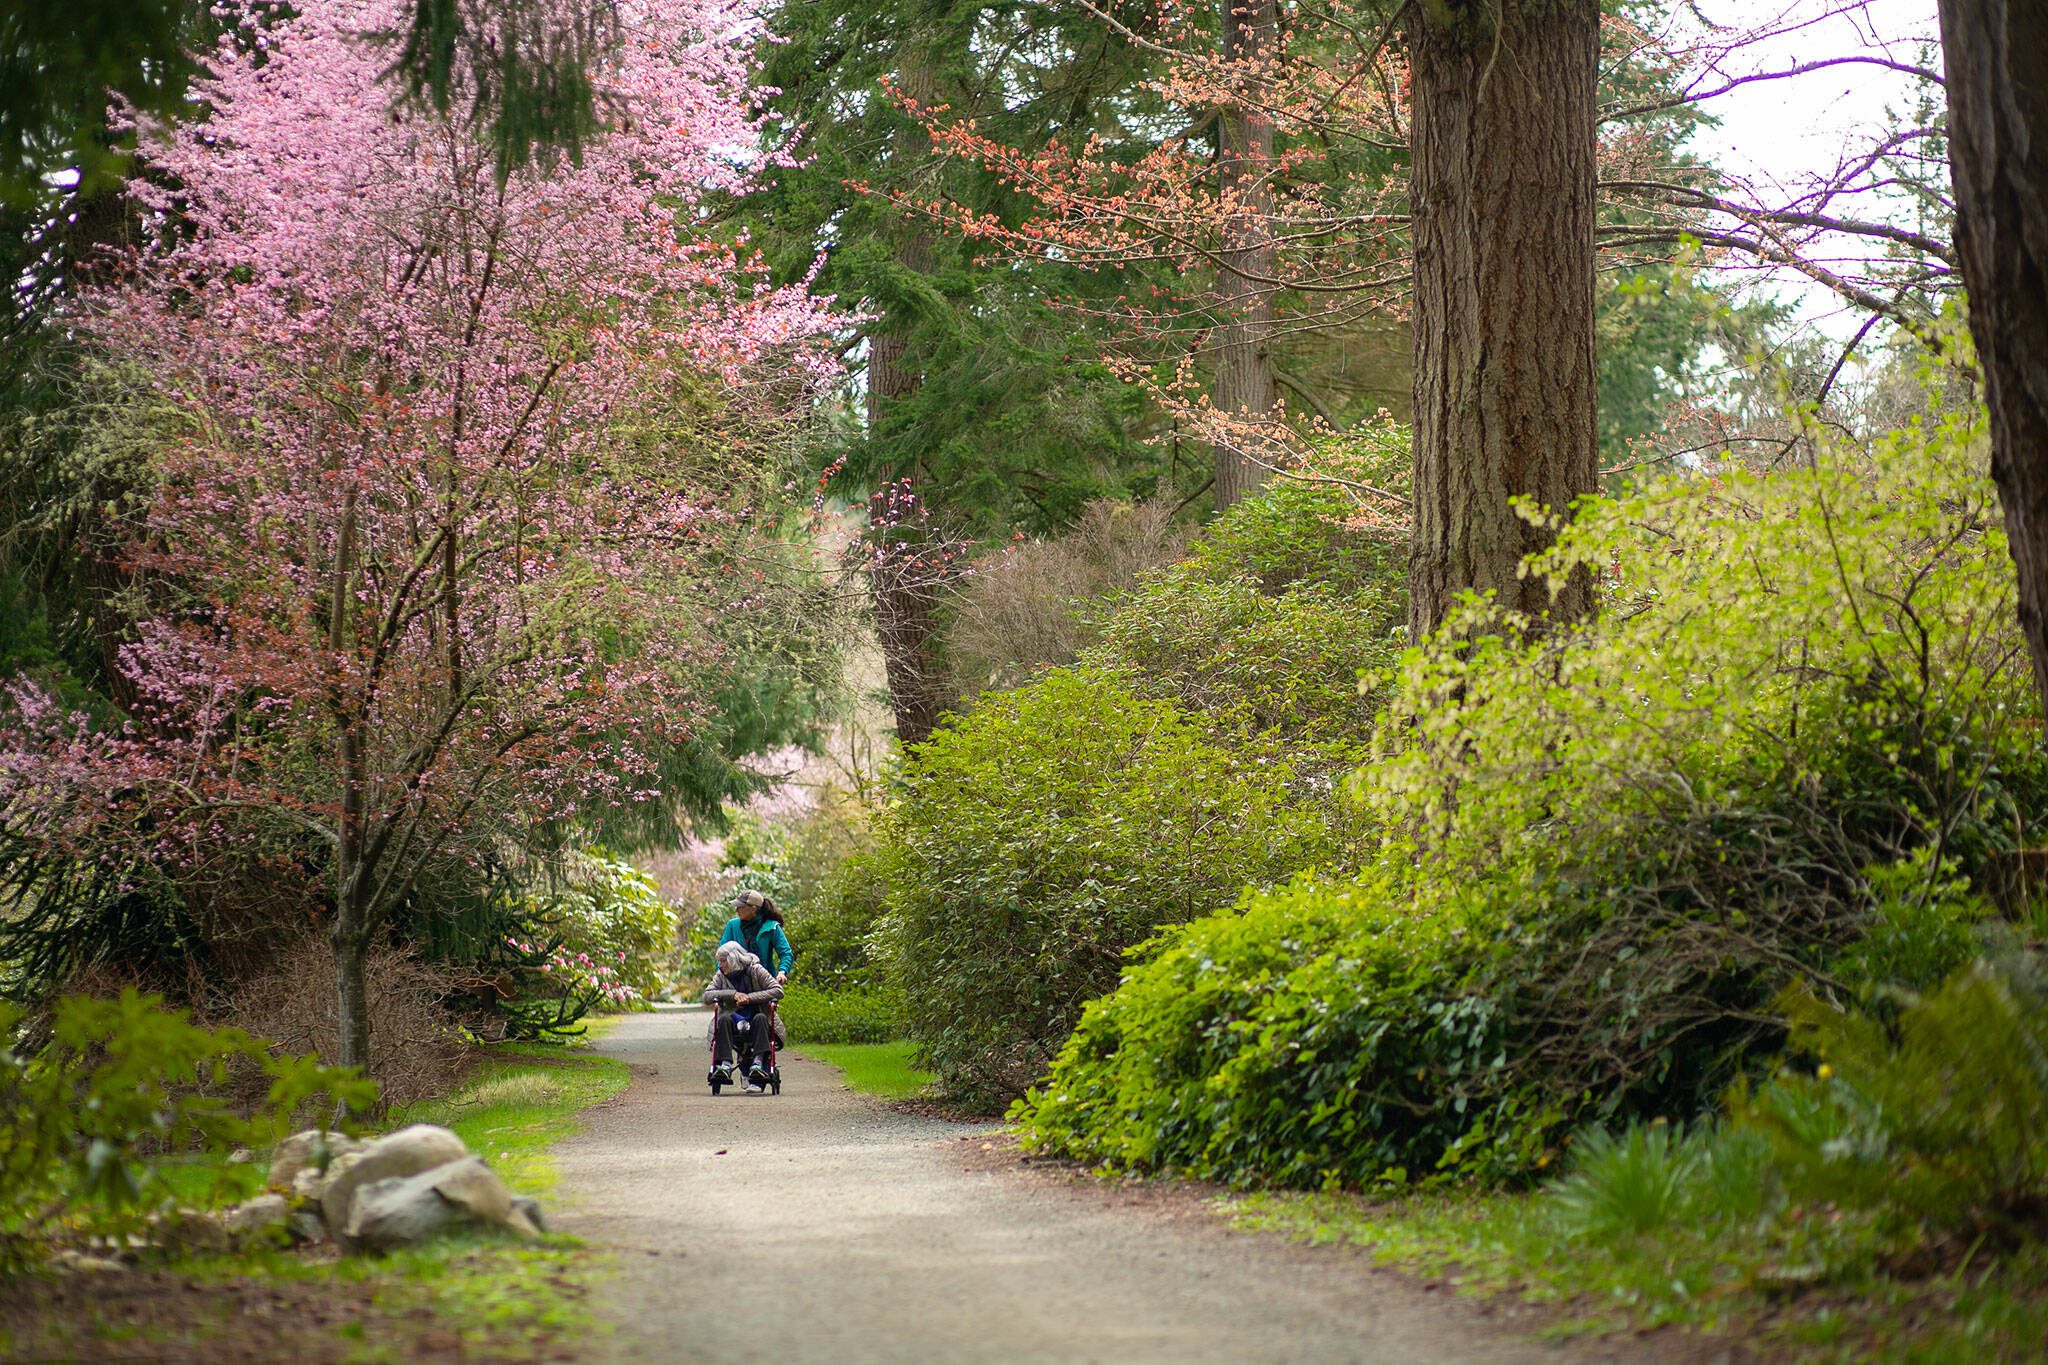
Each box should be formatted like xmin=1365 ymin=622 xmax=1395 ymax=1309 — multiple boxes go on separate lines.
xmin=798 ymin=1042 xmax=934 ymax=1101
xmin=0 ymin=1026 xmax=628 ymax=1363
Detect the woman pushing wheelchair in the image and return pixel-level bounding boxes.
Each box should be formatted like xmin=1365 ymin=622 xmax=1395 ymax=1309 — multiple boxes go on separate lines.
xmin=720 ymin=888 xmax=794 ymax=983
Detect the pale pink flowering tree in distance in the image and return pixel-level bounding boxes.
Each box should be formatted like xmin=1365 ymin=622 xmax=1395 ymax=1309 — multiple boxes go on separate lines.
xmin=2 ymin=0 xmax=838 ymax=1083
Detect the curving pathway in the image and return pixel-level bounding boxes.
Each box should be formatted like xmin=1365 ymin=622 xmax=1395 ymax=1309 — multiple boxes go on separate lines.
xmin=552 ymin=1009 xmax=1639 ymax=1364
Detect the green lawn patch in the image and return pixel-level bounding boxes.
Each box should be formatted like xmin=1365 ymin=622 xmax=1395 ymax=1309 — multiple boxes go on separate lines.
xmin=1231 ymin=1188 xmax=2048 ymax=1362
xmin=796 ymin=1041 xmax=933 ymax=1100
xmin=391 ymin=1022 xmax=628 ymax=1196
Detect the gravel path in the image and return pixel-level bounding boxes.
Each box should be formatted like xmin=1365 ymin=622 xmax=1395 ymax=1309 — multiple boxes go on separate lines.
xmin=553 ymin=1010 xmax=1606 ymax=1364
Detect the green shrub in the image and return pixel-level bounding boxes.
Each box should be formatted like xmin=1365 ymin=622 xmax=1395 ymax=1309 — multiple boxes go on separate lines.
xmin=1084 ymin=572 xmax=1400 ymax=768
xmin=1016 ymin=866 xmax=1562 ymax=1185
xmin=1077 ymin=475 xmax=1406 ymax=777
xmin=1016 ymin=391 xmax=2048 ymax=1186
xmin=0 ymin=990 xmax=371 ymax=1270
xmin=884 ymin=667 xmax=1333 ymax=1106
xmin=778 ymin=981 xmax=905 ymax=1044
xmin=786 ymin=845 xmax=896 ymax=990
xmin=1181 ymin=457 xmax=1405 ymax=598
xmin=1837 ymin=848 xmax=1988 ymax=994
xmin=1366 ymin=405 xmax=2035 ymax=875
xmin=520 ymin=850 xmax=676 ymax=1009
xmin=1735 ymin=953 xmax=2048 ymax=1246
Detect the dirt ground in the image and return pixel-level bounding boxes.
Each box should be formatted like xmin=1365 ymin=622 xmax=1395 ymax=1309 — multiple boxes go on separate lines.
xmin=0 ymin=1258 xmax=564 ymax=1365
xmin=550 ymin=1009 xmax=1724 ymax=1364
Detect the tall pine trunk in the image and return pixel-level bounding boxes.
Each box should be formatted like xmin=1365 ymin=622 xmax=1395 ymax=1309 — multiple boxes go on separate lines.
xmin=1213 ymin=0 xmax=1282 ymax=512
xmin=867 ymin=58 xmax=952 ymax=748
xmin=1406 ymin=0 xmax=1600 ymax=642
xmin=1937 ymin=0 xmax=2048 ymax=719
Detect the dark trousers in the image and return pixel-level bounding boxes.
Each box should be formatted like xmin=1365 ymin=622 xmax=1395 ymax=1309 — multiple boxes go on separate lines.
xmin=714 ymin=1010 xmax=772 ymax=1069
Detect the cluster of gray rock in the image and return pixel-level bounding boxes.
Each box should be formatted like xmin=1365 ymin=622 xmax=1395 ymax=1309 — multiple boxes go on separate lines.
xmin=185 ymin=1123 xmax=547 ymax=1255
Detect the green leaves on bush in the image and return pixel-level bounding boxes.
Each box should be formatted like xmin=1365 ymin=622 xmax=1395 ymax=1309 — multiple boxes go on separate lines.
xmin=777 ymin=982 xmax=904 ymax=1044
xmin=1085 ymin=573 xmax=1399 ymax=769
xmin=0 ymin=990 xmax=372 ymax=1270
xmin=786 ymin=846 xmax=894 ymax=991
xmin=1016 ymin=390 xmax=2048 ymax=1188
xmin=883 ymin=667 xmax=1333 ymax=1106
xmin=1179 ymin=455 xmax=1405 ymax=598
xmin=1367 ymin=404 xmax=2035 ymax=872
xmin=1736 ymin=954 xmax=2048 ymax=1246
xmin=519 ymin=849 xmax=677 ymax=1009
xmin=1015 ymin=867 xmax=1560 ymax=1185
xmin=1837 ymin=848 xmax=1988 ymax=994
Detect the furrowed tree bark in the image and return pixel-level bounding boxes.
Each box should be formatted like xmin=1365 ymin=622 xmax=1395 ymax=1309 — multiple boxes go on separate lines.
xmin=868 ymin=56 xmax=952 ymax=748
xmin=1937 ymin=0 xmax=2048 ymax=719
xmin=1407 ymin=0 xmax=1601 ymax=642
xmin=1213 ymin=0 xmax=1283 ymax=512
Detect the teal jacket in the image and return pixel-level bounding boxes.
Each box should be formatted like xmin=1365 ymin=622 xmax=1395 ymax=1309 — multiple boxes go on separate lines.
xmin=720 ymin=916 xmax=795 ymax=977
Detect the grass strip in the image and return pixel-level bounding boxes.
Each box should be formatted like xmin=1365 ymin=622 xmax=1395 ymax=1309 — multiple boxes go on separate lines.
xmin=795 ymin=1041 xmax=933 ymax=1100
xmin=1231 ymin=1188 xmax=2048 ymax=1362
xmin=392 ymin=1020 xmax=628 ymax=1196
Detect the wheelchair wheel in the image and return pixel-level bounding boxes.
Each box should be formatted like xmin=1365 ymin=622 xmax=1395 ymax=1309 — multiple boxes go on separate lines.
xmin=769 ymin=1072 xmax=782 ymax=1095
xmin=710 ymin=1079 xmax=723 ymax=1096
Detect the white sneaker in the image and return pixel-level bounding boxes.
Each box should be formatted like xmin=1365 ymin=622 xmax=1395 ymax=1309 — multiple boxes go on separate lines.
xmin=744 ymin=1077 xmax=765 ymax=1094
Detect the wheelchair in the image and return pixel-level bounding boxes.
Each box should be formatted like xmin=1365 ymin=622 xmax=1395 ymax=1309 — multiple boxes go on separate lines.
xmin=706 ymin=998 xmax=782 ymax=1096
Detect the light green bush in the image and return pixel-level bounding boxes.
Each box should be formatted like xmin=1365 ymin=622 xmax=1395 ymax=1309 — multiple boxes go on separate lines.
xmin=1180 ymin=450 xmax=1406 ymax=598
xmin=1366 ymin=404 xmax=2032 ymax=873
xmin=0 ymin=990 xmax=371 ymax=1270
xmin=1085 ymin=573 xmax=1400 ymax=768
xmin=1017 ymin=392 xmax=2048 ymax=1185
xmin=883 ymin=667 xmax=1334 ymax=1106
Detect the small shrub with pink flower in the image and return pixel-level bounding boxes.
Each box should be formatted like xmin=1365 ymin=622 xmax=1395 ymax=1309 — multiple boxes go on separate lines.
xmin=515 ymin=852 xmax=676 ymax=1011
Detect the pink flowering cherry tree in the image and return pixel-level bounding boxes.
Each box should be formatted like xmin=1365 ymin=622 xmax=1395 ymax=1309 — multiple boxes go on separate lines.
xmin=4 ymin=0 xmax=837 ymax=1081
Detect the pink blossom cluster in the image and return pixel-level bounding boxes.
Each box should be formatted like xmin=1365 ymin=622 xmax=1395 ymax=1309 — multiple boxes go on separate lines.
xmin=507 ymin=936 xmax=640 ymax=1008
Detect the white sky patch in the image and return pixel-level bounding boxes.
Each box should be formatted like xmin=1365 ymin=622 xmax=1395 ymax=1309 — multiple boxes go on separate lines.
xmin=1667 ymin=0 xmax=1944 ymax=342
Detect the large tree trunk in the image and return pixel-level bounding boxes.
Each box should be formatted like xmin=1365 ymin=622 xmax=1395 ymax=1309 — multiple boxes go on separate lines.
xmin=1938 ymin=0 xmax=2048 ymax=719
xmin=1213 ymin=0 xmax=1282 ymax=512
xmin=1406 ymin=0 xmax=1601 ymax=642
xmin=866 ymin=58 xmax=953 ymax=748
xmin=869 ymin=539 xmax=951 ymax=747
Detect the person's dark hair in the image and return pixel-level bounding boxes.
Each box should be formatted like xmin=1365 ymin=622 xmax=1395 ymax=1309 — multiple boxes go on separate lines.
xmin=758 ymin=897 xmax=782 ymax=924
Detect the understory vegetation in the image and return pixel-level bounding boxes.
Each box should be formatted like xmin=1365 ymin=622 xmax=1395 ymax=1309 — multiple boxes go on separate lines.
xmin=1013 ymin=393 xmax=2044 ymax=1184
xmin=1235 ymin=948 xmax=2048 ymax=1356
xmin=0 ymin=1012 xmax=627 ymax=1360
xmin=725 ymin=357 xmax=2048 ymax=1346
